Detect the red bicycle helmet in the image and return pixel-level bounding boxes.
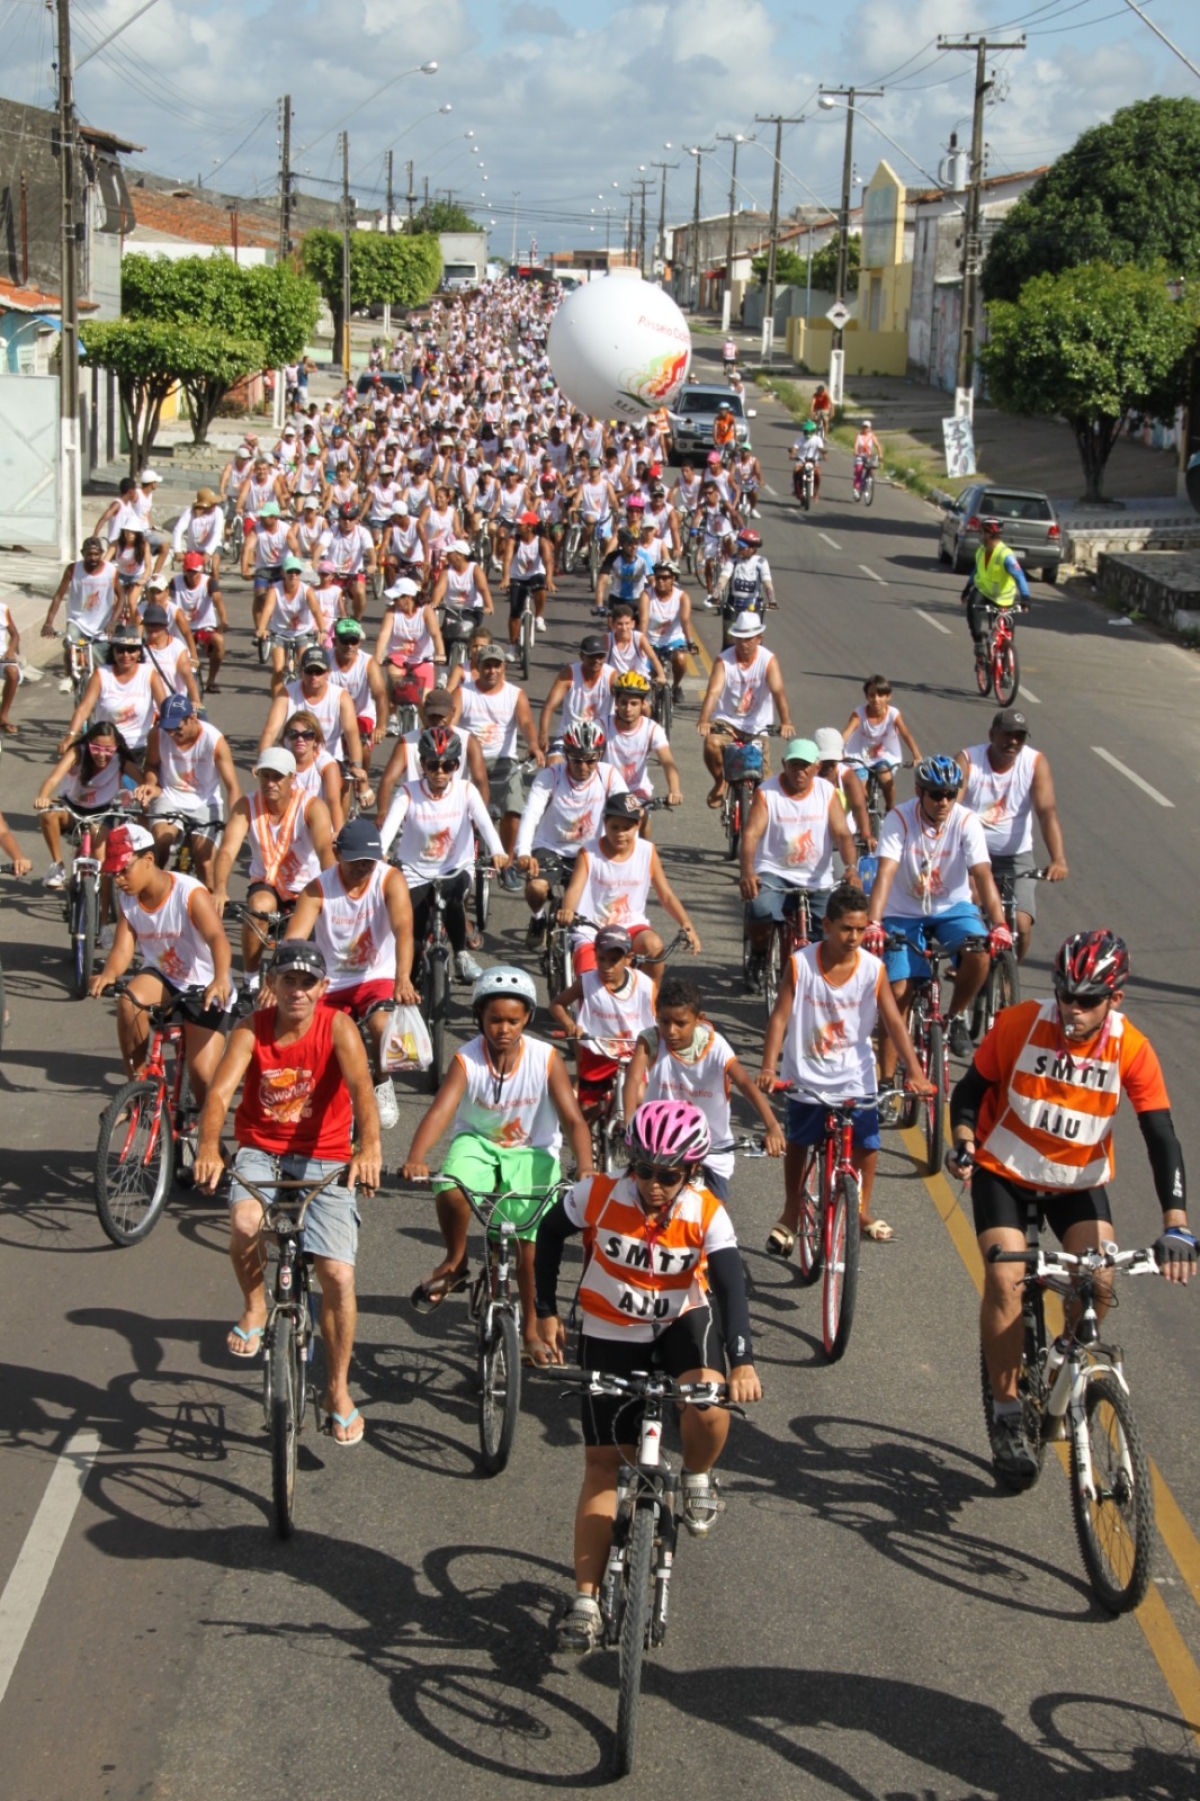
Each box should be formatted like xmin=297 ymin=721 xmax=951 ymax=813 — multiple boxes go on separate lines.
xmin=626 ymin=1100 xmax=711 ymax=1169
xmin=417 ymin=724 xmax=462 ymax=768
xmin=1053 ymin=930 xmax=1129 ymax=999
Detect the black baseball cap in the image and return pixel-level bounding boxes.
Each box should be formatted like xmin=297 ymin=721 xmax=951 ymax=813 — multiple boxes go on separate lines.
xmin=272 ymin=941 xmax=327 ymax=979
xmin=992 ymin=706 xmax=1030 ymax=735
xmin=603 ymin=791 xmax=644 ymax=820
xmin=300 ymin=646 xmax=330 ymax=673
xmin=334 ymin=818 xmax=383 ymax=861
xmin=580 ymin=633 xmax=607 ymax=656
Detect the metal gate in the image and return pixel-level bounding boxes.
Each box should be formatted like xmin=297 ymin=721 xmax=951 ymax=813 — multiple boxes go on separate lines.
xmin=0 ymin=375 xmax=59 ymax=549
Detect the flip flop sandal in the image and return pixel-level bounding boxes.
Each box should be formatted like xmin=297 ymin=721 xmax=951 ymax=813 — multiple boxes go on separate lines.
xmin=323 ymin=1407 xmax=365 ymax=1447
xmin=228 ymin=1322 xmax=265 ymax=1358
xmin=410 ymin=1263 xmax=469 ymax=1313
xmin=766 ymin=1222 xmax=795 ymax=1258
xmin=861 ymin=1217 xmax=894 ymax=1243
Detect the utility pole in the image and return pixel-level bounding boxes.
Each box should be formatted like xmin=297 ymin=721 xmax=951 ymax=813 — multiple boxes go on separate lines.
xmin=278 ymin=93 xmax=292 ymax=258
xmin=815 ymin=88 xmax=881 ymax=396
xmin=632 ymin=176 xmax=652 ymax=277
xmin=510 ymin=192 xmax=520 ymax=266
xmin=650 ymin=158 xmax=678 ymax=278
xmin=383 ymin=149 xmax=395 ymax=337
xmin=716 ymin=132 xmax=752 ymax=333
xmin=55 ymin=0 xmax=81 ymax=546
xmin=754 ymin=114 xmax=806 ymax=366
xmin=938 ymin=33 xmax=1025 ymax=418
xmin=340 ymin=132 xmax=352 ymax=383
xmin=405 ymin=159 xmax=415 ymax=227
xmin=687 ymin=144 xmax=715 ymax=308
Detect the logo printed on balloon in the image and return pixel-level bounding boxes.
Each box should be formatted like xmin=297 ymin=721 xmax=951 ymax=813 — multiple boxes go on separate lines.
xmin=617 ymin=348 xmax=691 ymax=412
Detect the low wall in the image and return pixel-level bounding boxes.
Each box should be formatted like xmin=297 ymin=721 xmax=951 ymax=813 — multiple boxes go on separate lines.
xmin=1096 ymin=550 xmax=1200 ymax=630
xmin=785 ymin=318 xmax=908 ymax=377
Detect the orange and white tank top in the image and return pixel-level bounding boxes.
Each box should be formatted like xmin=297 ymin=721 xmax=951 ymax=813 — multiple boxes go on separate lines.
xmin=383 ymin=605 xmax=436 ymax=663
xmin=66 ymin=559 xmax=116 ymax=633
xmin=313 ymin=861 xmax=396 ymax=991
xmin=603 ymin=716 xmax=667 ymax=799
xmin=62 ymin=751 xmax=123 ymax=809
xmin=269 ymin=582 xmax=314 ymax=635
xmin=974 ymin=1000 xmax=1168 ymax=1191
xmin=962 ymin=743 xmax=1040 ymax=858
xmin=246 ymin=791 xmax=321 ymax=900
xmin=450 ymin=1035 xmax=562 ymax=1153
xmin=566 ymin=1172 xmax=735 ymax=1341
xmin=576 ymin=968 xmax=656 ymax=1061
xmin=754 ymin=775 xmax=836 ymax=886
xmin=845 ymin=703 xmax=901 ymax=764
xmin=781 ymin=943 xmax=884 ymax=1099
xmin=715 ymin=645 xmax=775 ymax=735
xmin=642 ymin=1023 xmax=736 ymax=1167
xmin=563 ymin=662 xmax=613 ymax=734
xmin=575 ymin=836 xmax=653 ymax=935
xmin=98 ymin=663 xmax=156 ymax=746
xmin=117 ymin=872 xmax=214 ymax=988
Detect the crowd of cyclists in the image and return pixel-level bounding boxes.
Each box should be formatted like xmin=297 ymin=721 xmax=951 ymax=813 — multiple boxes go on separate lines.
xmin=1 ymin=275 xmax=1193 ymax=1651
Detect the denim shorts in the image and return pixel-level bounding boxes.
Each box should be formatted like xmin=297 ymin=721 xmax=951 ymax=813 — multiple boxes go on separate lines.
xmin=882 ymin=905 xmax=986 ymax=982
xmin=229 ymin=1147 xmax=360 ymax=1265
xmin=745 ymin=876 xmax=831 ymax=927
xmin=785 ymin=1098 xmax=881 ymax=1153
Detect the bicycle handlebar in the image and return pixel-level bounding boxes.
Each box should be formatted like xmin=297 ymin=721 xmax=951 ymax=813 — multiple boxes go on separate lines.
xmin=404 ymin=1173 xmax=571 ymax=1232
xmin=987 ymin=1243 xmax=1160 ymax=1276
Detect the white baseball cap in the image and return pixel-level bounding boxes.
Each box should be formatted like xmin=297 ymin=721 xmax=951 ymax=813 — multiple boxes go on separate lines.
xmin=449 ymin=538 xmax=471 ymax=555
xmin=140 ymin=468 xmax=162 ymax=484
xmin=254 ymin=747 xmax=297 ymax=777
xmin=814 ymin=728 xmax=845 ymax=761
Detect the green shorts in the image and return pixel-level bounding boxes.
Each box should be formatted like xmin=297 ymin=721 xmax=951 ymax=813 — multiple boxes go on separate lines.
xmin=434 ymin=1136 xmax=561 ymax=1241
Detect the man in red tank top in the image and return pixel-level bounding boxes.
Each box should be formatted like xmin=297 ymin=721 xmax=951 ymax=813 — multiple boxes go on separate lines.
xmin=194 ymin=941 xmax=381 ymax=1445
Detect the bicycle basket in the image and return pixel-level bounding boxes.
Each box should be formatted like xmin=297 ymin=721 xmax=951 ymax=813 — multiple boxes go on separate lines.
xmin=723 ymin=740 xmax=763 ymax=782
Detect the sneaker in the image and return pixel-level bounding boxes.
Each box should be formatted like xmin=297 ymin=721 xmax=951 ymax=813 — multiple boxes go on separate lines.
xmin=43 ymin=861 xmax=66 ymax=890
xmin=57 ymin=676 xmax=74 ymax=693
xmin=504 ymin=648 xmax=519 ymax=663
xmin=455 ymin=950 xmax=483 ymax=982
xmin=526 ymin=910 xmax=547 ymax=947
xmin=681 ymin=1469 xmax=722 ymax=1538
xmin=556 ymin=1595 xmax=602 ymax=1654
xmin=386 ymin=712 xmax=401 ymax=737
xmin=98 ymin=924 xmax=116 ymax=952
xmin=373 ymin=1077 xmax=399 ymax=1131
xmin=991 ymin=1412 xmax=1040 ymax=1486
xmin=498 ymin=865 xmax=522 ymax=892
xmin=947 ymin=1014 xmax=972 ymax=1058
xmin=703 ymin=595 xmax=716 ymax=610
xmin=752 ymin=507 xmax=761 ymax=519
xmin=535 ymin=615 xmax=546 ymax=633
xmin=742 ymin=953 xmax=765 ymax=995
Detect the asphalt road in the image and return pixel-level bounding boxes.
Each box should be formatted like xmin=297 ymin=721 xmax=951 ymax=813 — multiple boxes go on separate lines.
xmin=0 ymin=371 xmax=1198 ymax=1798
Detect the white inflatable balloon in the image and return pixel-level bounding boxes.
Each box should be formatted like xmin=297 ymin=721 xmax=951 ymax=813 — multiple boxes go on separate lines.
xmin=548 ymin=277 xmax=692 ymax=422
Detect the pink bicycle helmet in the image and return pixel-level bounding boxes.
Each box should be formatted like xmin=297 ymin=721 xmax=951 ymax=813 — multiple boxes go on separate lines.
xmin=626 ymin=1101 xmax=711 ymax=1169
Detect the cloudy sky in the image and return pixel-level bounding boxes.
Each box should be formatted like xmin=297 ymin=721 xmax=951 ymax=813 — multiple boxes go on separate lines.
xmin=4 ymin=0 xmax=1199 ymax=255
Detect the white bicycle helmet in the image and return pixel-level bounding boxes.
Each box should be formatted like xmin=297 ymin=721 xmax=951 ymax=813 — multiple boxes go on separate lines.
xmin=471 ymin=965 xmax=538 ymax=1019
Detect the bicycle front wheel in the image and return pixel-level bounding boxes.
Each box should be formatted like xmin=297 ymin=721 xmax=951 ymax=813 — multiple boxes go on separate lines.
xmin=70 ymin=879 xmax=98 ymax=999
xmin=95 ymin=1078 xmax=174 ymax=1246
xmin=614 ymin=1503 xmax=655 ymax=1778
xmin=520 ymin=608 xmax=533 ymax=681
xmin=426 ymin=953 xmax=449 ymax=1094
xmin=763 ymin=925 xmax=783 ymax=1018
xmin=994 ymin=637 xmax=1020 ymax=707
xmin=724 ymin=784 xmax=742 ymax=860
xmin=474 ymin=863 xmax=491 ymax=933
xmin=823 ymin=1171 xmax=861 ymax=1362
xmin=863 ymin=472 xmax=874 ymax=507
xmin=478 ymin=1306 xmax=521 ymax=1475
xmin=269 ymin=1314 xmax=299 ymax=1539
xmin=796 ymin=1155 xmax=823 ymax=1285
xmin=924 ymin=1019 xmax=946 ymax=1176
xmin=979 ymin=949 xmax=1020 ymax=1039
xmin=1071 ymin=1373 xmax=1153 ymax=1613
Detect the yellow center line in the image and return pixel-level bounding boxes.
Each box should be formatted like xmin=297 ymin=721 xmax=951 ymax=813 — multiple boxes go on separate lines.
xmin=899 ymin=1123 xmax=1200 ymax=1743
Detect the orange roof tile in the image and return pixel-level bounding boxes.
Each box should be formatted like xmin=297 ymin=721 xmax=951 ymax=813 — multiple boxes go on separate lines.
xmin=130 ymin=190 xmax=278 ymax=250
xmin=0 ymin=277 xmax=99 ymax=314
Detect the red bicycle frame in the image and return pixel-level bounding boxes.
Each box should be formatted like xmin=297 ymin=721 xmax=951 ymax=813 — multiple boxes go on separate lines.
xmin=112 ymin=1016 xmax=187 ymax=1169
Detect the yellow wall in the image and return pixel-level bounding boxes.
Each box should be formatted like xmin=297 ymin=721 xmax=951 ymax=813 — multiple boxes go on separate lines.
xmin=786 ymin=316 xmax=908 ymax=376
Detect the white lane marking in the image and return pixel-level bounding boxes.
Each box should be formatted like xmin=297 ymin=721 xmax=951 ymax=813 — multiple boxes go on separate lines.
xmin=915 ymin=608 xmax=952 ymax=636
xmin=0 ymin=1432 xmax=101 ymax=1706
xmin=1092 ymin=747 xmax=1174 ymax=808
xmin=1018 ymin=685 xmax=1041 ymax=704
xmin=859 ymin=564 xmax=887 ymax=585
xmin=818 ymin=532 xmax=841 ymax=551
xmin=764 ymin=482 xmax=779 ymax=498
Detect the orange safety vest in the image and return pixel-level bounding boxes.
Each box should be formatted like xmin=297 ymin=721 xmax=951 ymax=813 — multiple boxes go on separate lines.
xmin=713 ymin=414 xmax=736 ymax=447
xmin=974 ymin=999 xmax=1169 ymax=1191
xmin=577 ymin=1173 xmax=722 ymax=1330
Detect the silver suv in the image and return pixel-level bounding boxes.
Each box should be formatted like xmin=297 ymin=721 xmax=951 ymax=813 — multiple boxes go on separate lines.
xmin=666 ymin=385 xmax=755 ymax=463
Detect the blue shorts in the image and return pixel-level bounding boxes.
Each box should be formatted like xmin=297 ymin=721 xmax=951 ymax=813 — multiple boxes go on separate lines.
xmin=229 ymin=1148 xmax=360 ymax=1265
xmin=785 ymin=1098 xmax=881 ymax=1153
xmin=745 ymin=877 xmax=830 ymax=927
xmin=882 ymin=906 xmax=987 ymax=982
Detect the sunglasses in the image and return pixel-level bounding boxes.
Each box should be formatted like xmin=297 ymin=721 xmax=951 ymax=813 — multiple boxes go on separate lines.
xmin=422 ymin=758 xmax=459 ymax=773
xmin=632 ymin=1163 xmax=686 ymax=1185
xmin=566 ymin=753 xmax=599 ymax=764
xmin=285 ymin=729 xmax=317 ymax=743
xmin=922 ymin=787 xmax=957 ymax=802
xmin=163 ymin=725 xmax=191 ymax=738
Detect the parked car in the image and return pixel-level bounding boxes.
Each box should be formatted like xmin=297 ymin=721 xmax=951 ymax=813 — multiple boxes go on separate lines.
xmin=938 ymin=484 xmax=1063 ymax=583
xmin=355 ymin=371 xmax=409 ymax=399
xmin=666 ymin=385 xmax=755 ymax=463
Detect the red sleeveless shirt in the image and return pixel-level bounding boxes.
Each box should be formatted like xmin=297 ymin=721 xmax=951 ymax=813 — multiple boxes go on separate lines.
xmin=234 ymin=1005 xmax=353 ymax=1159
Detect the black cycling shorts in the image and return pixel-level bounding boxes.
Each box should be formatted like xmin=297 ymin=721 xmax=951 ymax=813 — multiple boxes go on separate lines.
xmin=971 ymin=1164 xmax=1112 ymax=1240
xmin=578 ymin=1307 xmax=726 ymax=1448
xmin=150 ymin=971 xmax=230 ymax=1032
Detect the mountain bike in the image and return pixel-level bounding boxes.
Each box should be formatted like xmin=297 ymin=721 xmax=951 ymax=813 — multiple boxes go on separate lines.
xmin=971 ymin=867 xmax=1048 ymax=1042
xmin=846 ymin=758 xmax=912 ymax=854
xmin=551 ymin=1030 xmax=635 ymax=1173
xmin=53 ymin=802 xmax=129 ymax=999
xmin=887 ymin=931 xmax=986 ymax=1174
xmin=981 ymin=1218 xmax=1161 ymax=1612
xmin=63 ymin=634 xmax=104 ymax=706
xmin=971 ymin=597 xmax=1027 ymax=706
xmin=93 ymin=981 xmax=202 ymax=1246
xmin=413 ymin=867 xmax=490 ymax=1091
xmin=549 ymin=1370 xmax=742 ymax=1777
xmin=227 ymin=1161 xmax=348 ymax=1539
xmin=540 ymin=859 xmax=585 ymax=994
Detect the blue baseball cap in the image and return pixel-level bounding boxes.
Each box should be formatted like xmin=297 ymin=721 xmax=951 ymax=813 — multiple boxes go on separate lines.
xmin=159 ymin=694 xmax=195 ymax=731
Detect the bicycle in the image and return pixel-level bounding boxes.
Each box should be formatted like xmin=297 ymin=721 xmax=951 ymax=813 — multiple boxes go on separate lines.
xmin=93 ymin=981 xmax=202 ymax=1246
xmin=769 ymin=1087 xmax=865 ymax=1361
xmin=508 ymin=574 xmax=541 ymax=682
xmin=148 ymin=807 xmax=221 ymax=880
xmin=551 ymin=1031 xmax=635 ymax=1173
xmin=852 ymin=455 xmax=878 ymax=507
xmin=412 ymin=1175 xmax=567 ymax=1474
xmin=237 ymin=901 xmax=289 ymax=999
xmin=970 ymin=596 xmax=1027 ymax=706
xmin=748 ymin=885 xmax=816 ymax=1018
xmin=718 ymin=732 xmax=765 ymax=861
xmin=227 ymin=1162 xmax=349 ymax=1539
xmin=547 ymin=1369 xmax=742 ymax=1776
xmin=847 ymin=758 xmax=913 ymax=853
xmin=63 ymin=633 xmax=104 ymax=706
xmin=412 ymin=867 xmax=491 ymax=1091
xmin=980 ymin=1211 xmax=1161 ymax=1612
xmin=561 ymin=514 xmax=583 ymax=576
xmin=53 ymin=801 xmax=129 ymax=999
xmin=258 ymin=628 xmax=317 ymax=678
xmin=886 ymin=930 xmax=987 ymax=1174
xmin=971 ymin=866 xmax=1048 ymax=1042
xmin=792 ymin=459 xmax=816 ymax=512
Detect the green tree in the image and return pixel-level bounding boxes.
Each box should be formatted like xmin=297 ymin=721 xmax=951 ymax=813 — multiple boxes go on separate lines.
xmin=982 ymin=96 xmax=1200 ymax=304
xmin=979 ymin=261 xmax=1197 ymax=503
xmin=409 ymin=199 xmax=481 ymax=234
xmin=118 ymin=252 xmax=319 ymax=439
xmin=82 ymin=318 xmax=265 ymax=473
xmin=301 ymin=230 xmax=441 ymax=353
xmin=752 ymin=235 xmax=858 ymax=291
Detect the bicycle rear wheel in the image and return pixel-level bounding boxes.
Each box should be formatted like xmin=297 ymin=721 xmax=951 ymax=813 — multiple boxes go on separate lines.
xmin=588 ymin=535 xmax=601 ymax=588
xmin=1071 ymin=1372 xmax=1152 ymax=1613
xmin=655 ymin=681 xmax=673 ymax=736
xmin=426 ymin=953 xmax=449 ymax=1094
xmin=823 ymin=1171 xmax=861 ymax=1362
xmin=474 ymin=864 xmax=491 ymax=933
xmin=614 ymin=1503 xmax=655 ymax=1778
xmin=95 ymin=1078 xmax=174 ymax=1246
xmin=269 ymin=1314 xmax=299 ymax=1539
xmin=924 ymin=1019 xmax=946 ymax=1176
xmin=796 ymin=1155 xmax=823 ymax=1285
xmin=70 ymin=879 xmax=97 ymax=999
xmin=763 ymin=925 xmax=783 ymax=1018
xmin=478 ymin=1306 xmax=521 ymax=1475
xmin=994 ymin=638 xmax=1020 ymax=707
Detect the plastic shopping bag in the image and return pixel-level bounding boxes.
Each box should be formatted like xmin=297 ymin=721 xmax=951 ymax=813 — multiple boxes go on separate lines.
xmin=383 ymin=1004 xmax=433 ymax=1072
